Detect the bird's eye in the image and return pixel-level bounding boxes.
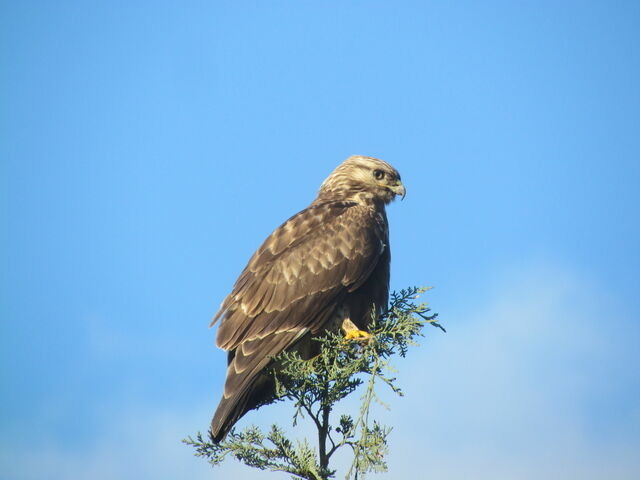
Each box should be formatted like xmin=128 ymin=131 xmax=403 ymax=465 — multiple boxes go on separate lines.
xmin=373 ymin=169 xmax=385 ymax=180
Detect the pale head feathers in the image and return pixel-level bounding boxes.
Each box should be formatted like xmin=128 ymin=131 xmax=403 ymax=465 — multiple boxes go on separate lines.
xmin=317 ymin=155 xmax=405 ymax=205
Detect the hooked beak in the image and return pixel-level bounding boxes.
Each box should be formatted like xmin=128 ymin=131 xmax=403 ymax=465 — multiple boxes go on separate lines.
xmin=390 ymin=182 xmax=406 ymax=200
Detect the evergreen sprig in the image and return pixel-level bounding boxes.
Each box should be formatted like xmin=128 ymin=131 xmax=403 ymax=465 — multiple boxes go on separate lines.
xmin=184 ymin=286 xmax=441 ymax=479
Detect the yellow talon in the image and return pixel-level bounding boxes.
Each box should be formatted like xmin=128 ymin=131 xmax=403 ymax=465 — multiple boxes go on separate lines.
xmin=342 ymin=319 xmax=372 ymax=341
xmin=344 ymin=329 xmax=371 ymax=340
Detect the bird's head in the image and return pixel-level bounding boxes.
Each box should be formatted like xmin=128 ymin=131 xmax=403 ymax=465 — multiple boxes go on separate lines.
xmin=318 ymin=156 xmax=405 ymax=205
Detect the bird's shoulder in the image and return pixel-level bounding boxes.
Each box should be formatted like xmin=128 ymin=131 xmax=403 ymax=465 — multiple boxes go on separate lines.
xmin=247 ymin=200 xmax=386 ymax=272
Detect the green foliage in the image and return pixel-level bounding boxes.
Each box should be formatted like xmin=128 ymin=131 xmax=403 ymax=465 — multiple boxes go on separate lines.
xmin=184 ymin=287 xmax=442 ymax=479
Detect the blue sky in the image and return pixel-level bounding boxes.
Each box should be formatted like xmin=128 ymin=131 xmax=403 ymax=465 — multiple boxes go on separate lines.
xmin=1 ymin=1 xmax=639 ymax=478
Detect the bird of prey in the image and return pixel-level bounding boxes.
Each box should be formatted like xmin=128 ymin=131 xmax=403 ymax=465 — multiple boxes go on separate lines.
xmin=209 ymin=155 xmax=405 ymax=442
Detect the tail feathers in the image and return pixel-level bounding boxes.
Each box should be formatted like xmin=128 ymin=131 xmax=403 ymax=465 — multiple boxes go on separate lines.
xmin=210 ymin=374 xmax=275 ymax=443
xmin=210 ymin=395 xmax=247 ymax=443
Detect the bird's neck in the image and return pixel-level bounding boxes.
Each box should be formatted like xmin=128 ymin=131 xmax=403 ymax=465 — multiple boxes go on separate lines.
xmin=314 ymin=189 xmax=386 ymax=210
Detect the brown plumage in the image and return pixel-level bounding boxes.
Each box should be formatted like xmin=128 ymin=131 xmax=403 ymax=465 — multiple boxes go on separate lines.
xmin=209 ymin=155 xmax=405 ymax=442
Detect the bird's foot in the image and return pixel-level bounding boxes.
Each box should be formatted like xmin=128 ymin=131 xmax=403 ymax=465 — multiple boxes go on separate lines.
xmin=342 ymin=318 xmax=372 ymax=342
xmin=344 ymin=329 xmax=372 ymax=341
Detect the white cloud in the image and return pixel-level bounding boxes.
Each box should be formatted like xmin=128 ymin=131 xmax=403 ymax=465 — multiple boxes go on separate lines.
xmin=0 ymin=408 xmax=211 ymax=480
xmin=387 ymin=262 xmax=640 ymax=479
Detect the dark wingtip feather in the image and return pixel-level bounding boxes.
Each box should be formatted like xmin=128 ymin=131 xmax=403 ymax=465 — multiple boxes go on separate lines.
xmin=210 ymin=373 xmax=277 ymax=443
xmin=210 ymin=394 xmax=245 ymax=443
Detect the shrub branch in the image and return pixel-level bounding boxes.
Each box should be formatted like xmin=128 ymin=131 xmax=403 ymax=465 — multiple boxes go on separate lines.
xmin=184 ymin=286 xmax=442 ymax=479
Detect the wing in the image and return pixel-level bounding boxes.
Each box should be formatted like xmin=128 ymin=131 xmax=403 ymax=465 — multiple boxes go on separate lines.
xmin=212 ymin=201 xmax=389 ymax=351
xmin=210 ymin=201 xmax=389 ymax=440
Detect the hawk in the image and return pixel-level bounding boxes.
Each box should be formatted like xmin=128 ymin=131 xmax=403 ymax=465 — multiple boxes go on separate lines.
xmin=210 ymin=155 xmax=405 ymax=442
